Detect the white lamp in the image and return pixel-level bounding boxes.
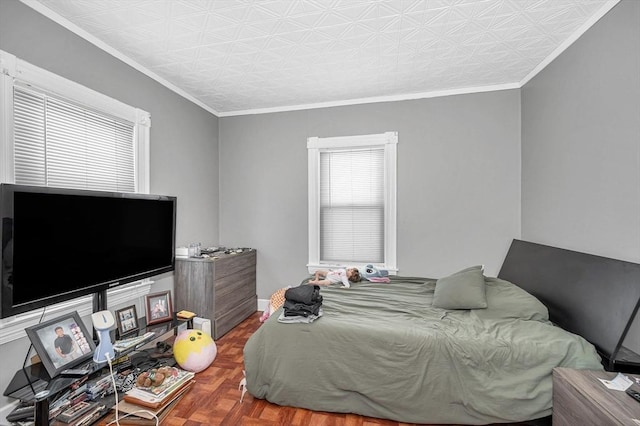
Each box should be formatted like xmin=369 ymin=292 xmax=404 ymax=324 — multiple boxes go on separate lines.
xmin=91 ymin=310 xmax=115 ymax=364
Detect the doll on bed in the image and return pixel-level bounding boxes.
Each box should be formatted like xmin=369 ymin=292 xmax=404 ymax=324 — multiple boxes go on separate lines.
xmin=308 ymin=268 xmax=361 ymax=288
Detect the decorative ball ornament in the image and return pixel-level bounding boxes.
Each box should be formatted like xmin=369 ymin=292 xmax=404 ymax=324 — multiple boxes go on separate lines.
xmin=173 ymin=329 xmax=217 ymax=373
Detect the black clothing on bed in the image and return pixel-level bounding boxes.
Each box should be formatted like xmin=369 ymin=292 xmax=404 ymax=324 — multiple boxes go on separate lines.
xmin=283 ymin=300 xmax=322 ymax=317
xmin=283 ymin=285 xmax=323 ymax=317
xmin=284 ymin=285 xmax=323 ymax=305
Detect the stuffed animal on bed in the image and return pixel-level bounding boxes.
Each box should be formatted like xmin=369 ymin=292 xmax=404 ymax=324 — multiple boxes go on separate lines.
xmin=360 ymin=264 xmax=390 ymax=282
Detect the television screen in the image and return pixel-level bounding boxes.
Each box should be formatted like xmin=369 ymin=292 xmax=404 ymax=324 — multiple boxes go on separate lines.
xmin=1 ymin=184 xmax=176 ymax=318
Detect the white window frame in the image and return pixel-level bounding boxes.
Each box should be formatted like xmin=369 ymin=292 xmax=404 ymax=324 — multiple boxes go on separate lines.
xmin=307 ymin=131 xmax=397 ymax=274
xmin=0 ymin=49 xmax=150 ymax=192
xmin=0 ymin=50 xmax=153 ymax=341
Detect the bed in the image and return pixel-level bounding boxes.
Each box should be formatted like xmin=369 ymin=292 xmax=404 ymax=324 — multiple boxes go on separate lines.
xmin=498 ymin=239 xmax=640 ymax=373
xmin=242 ymin=240 xmax=635 ymax=424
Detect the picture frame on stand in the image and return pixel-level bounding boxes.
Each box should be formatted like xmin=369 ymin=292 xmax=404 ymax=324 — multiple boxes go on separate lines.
xmin=25 ymin=311 xmax=96 ymax=378
xmin=115 ymin=305 xmax=139 ymax=338
xmin=145 ymin=291 xmax=173 ymax=325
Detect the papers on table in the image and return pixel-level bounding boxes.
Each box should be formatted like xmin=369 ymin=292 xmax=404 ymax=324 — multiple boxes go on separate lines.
xmin=598 ymin=372 xmax=634 ymax=391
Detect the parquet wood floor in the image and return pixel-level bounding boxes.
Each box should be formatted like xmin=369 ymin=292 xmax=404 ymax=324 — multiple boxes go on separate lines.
xmin=102 ymin=312 xmax=551 ymax=426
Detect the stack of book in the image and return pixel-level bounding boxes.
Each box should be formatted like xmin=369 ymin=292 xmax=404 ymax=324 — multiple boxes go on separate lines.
xmin=113 ymin=331 xmax=156 ymax=353
xmin=105 ymin=367 xmax=195 ymax=425
xmin=86 ymin=372 xmax=117 ymax=400
xmin=51 ymin=401 xmax=107 ymax=426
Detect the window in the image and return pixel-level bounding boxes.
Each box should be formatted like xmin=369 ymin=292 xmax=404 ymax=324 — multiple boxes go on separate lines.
xmin=307 ymin=131 xmax=397 ymax=273
xmin=0 ymin=50 xmax=150 ymax=192
xmin=0 ymin=50 xmax=152 ymax=341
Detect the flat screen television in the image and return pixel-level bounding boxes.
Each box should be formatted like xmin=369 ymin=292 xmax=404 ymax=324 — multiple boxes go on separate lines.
xmin=0 ymin=183 xmax=176 ymax=319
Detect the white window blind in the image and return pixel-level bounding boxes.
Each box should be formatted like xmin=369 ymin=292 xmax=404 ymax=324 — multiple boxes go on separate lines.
xmin=0 ymin=49 xmax=150 ymax=192
xmin=14 ymin=85 xmax=135 ymax=192
xmin=320 ymin=148 xmax=384 ymax=263
xmin=308 ymin=131 xmax=397 ymax=273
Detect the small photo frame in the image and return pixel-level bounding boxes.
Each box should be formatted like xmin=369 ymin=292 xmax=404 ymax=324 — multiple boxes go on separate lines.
xmin=145 ymin=291 xmax=173 ymax=325
xmin=115 ymin=305 xmax=139 ymax=337
xmin=25 ymin=311 xmax=96 ymax=378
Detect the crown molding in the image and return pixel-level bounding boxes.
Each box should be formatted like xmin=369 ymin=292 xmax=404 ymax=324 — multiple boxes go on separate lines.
xmin=218 ymin=83 xmax=521 ymax=117
xmin=19 ymin=0 xmax=220 ymax=117
xmin=519 ymin=0 xmax=621 ymax=86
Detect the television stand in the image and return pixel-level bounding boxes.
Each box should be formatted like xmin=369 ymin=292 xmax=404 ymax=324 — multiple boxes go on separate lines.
xmin=92 ymin=290 xmax=109 ymax=342
xmin=4 ymin=361 xmax=102 ymax=426
xmin=4 ymin=313 xmax=192 ymax=426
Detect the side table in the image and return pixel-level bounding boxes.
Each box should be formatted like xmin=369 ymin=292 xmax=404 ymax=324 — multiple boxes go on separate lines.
xmin=552 ymin=367 xmax=640 ymax=425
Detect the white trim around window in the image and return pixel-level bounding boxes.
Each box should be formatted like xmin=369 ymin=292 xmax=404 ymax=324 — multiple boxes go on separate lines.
xmin=307 ymin=131 xmax=398 ymax=274
xmin=0 ymin=53 xmax=16 ymax=184
xmin=0 ymin=280 xmax=153 ymax=345
xmin=0 ymin=49 xmax=150 ymax=193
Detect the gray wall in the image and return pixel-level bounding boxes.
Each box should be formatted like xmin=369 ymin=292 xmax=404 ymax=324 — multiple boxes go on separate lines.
xmin=219 ymin=90 xmax=522 ymax=299
xmin=0 ymin=0 xmax=219 ymax=410
xmin=521 ymin=0 xmax=640 ymax=352
xmin=1 ymin=0 xmax=637 ymax=414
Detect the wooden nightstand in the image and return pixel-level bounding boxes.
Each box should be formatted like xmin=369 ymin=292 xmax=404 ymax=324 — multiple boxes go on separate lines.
xmin=552 ymin=367 xmax=640 ymax=425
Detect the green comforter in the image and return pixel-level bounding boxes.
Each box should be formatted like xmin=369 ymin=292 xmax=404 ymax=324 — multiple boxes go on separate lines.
xmin=243 ymin=276 xmax=603 ymax=424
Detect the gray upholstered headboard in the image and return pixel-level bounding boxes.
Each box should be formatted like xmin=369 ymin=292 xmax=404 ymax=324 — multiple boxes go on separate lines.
xmin=498 ymin=239 xmax=640 ymax=372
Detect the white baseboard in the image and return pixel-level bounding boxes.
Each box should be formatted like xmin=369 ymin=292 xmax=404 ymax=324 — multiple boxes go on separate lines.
xmin=258 ymin=298 xmax=268 ymax=312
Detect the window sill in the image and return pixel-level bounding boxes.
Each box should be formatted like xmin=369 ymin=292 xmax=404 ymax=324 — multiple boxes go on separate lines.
xmin=0 ymin=280 xmax=153 ymax=345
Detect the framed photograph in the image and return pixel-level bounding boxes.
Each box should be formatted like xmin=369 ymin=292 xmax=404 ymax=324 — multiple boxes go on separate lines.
xmin=145 ymin=291 xmax=173 ymax=325
xmin=25 ymin=311 xmax=96 ymax=378
xmin=115 ymin=305 xmax=139 ymax=337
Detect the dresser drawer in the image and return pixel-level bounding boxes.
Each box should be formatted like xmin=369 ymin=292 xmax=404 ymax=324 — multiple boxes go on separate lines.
xmin=214 ymin=265 xmax=257 ymax=317
xmin=215 ymin=250 xmax=256 ymax=279
xmin=214 ymin=296 xmax=257 ymax=339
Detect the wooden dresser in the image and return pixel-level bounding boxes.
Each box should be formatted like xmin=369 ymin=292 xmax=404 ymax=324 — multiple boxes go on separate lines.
xmin=552 ymin=367 xmax=640 ymax=425
xmin=174 ymin=249 xmax=257 ymax=339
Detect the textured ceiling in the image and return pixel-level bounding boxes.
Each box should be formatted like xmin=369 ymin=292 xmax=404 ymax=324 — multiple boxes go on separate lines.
xmin=26 ymin=0 xmax=618 ymax=116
